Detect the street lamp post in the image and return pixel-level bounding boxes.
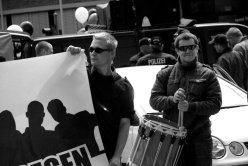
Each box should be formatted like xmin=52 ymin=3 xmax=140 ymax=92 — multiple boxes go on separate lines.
xmin=59 ymin=0 xmax=64 ymax=34
xmin=0 ymin=0 xmax=4 ymax=30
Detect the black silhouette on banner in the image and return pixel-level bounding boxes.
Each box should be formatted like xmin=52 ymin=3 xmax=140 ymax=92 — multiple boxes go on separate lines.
xmin=0 ymin=99 xmax=104 ymax=166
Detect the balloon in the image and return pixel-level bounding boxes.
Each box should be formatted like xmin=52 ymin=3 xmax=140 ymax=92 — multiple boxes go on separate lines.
xmin=7 ymin=24 xmax=23 ymax=32
xmin=87 ymin=13 xmax=98 ymax=24
xmin=75 ymin=7 xmax=89 ymax=24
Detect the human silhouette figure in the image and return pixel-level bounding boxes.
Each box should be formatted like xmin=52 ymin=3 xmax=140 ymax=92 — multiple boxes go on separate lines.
xmin=0 ymin=56 xmax=6 ymax=62
xmin=0 ymin=110 xmax=22 ymax=166
xmin=47 ymin=99 xmax=102 ymax=157
xmin=20 ymin=101 xmax=64 ymax=164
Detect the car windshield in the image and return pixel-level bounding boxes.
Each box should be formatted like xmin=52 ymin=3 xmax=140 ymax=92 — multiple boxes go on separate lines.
xmin=217 ymin=76 xmax=247 ymax=108
xmin=117 ymin=65 xmax=248 ymax=116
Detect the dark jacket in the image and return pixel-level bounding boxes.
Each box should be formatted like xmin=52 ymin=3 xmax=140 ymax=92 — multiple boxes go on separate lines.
xmin=150 ymin=61 xmax=222 ymax=135
xmin=129 ymin=52 xmax=146 ymax=66
xmin=233 ymin=37 xmax=248 ymax=91
xmin=233 ymin=36 xmax=248 ymax=64
xmin=216 ymin=48 xmax=246 ymax=89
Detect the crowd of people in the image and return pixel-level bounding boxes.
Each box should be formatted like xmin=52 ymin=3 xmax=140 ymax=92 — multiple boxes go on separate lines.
xmin=65 ymin=28 xmax=247 ymax=166
xmin=1 ymin=12 xmax=248 ymax=166
xmin=128 ymin=27 xmax=248 ymax=92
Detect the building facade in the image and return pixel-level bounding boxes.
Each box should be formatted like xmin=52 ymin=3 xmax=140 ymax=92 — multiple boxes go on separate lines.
xmin=0 ymin=0 xmax=109 ymax=38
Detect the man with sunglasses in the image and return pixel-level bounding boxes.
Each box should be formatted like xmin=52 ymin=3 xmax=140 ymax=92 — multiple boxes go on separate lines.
xmin=67 ymin=32 xmax=135 ymax=166
xmin=150 ymin=32 xmax=222 ymax=166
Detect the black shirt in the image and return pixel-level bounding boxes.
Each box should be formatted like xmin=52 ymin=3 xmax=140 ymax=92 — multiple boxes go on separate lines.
xmin=88 ymin=67 xmax=134 ymax=159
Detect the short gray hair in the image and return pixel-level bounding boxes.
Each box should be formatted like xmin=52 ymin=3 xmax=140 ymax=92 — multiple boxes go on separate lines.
xmin=35 ymin=41 xmax=53 ymax=56
xmin=226 ymin=27 xmax=243 ymax=37
xmin=93 ymin=32 xmax=118 ymax=50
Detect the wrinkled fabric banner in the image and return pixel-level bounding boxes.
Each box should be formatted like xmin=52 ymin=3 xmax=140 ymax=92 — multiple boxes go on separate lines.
xmin=0 ymin=33 xmax=14 ymax=61
xmin=0 ymin=52 xmax=108 ymax=166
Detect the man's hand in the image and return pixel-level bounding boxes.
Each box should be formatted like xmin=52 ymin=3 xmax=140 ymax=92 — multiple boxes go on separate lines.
xmin=66 ymin=45 xmax=88 ymax=65
xmin=66 ymin=45 xmax=82 ymax=55
xmin=109 ymin=156 xmax=121 ymax=166
xmin=178 ymin=100 xmax=189 ymax=112
xmin=173 ymin=88 xmax=186 ymax=103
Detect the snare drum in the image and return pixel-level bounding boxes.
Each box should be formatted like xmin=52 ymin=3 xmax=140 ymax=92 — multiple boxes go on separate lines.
xmin=128 ymin=114 xmax=187 ymax=166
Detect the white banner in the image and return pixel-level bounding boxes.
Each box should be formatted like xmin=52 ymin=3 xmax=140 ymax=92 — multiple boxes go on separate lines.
xmin=0 ymin=52 xmax=108 ymax=166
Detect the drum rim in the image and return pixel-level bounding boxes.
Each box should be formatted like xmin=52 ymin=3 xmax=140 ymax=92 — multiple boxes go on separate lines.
xmin=142 ymin=118 xmax=187 ymax=137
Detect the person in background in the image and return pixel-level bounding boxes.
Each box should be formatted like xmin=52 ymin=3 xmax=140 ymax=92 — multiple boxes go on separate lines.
xmin=136 ymin=36 xmax=177 ymax=66
xmin=20 ymin=21 xmax=34 ymax=37
xmin=20 ymin=21 xmax=34 ymax=58
xmin=6 ymin=24 xmax=24 ymax=59
xmin=67 ymin=32 xmax=135 ymax=166
xmin=226 ymin=27 xmax=248 ymax=91
xmin=129 ymin=37 xmax=151 ymax=66
xmin=35 ymin=41 xmax=53 ymax=56
xmin=209 ymin=34 xmax=246 ymax=90
xmin=150 ymin=32 xmax=222 ymax=166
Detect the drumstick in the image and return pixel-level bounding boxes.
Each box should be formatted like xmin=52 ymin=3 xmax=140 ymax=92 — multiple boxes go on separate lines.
xmin=178 ymin=108 xmax=184 ymax=127
xmin=178 ymin=110 xmax=181 ymax=127
xmin=180 ymin=110 xmax=184 ymax=127
xmin=178 ymin=88 xmax=186 ymax=127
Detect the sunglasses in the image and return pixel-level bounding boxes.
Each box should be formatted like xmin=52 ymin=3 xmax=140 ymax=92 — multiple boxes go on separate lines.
xmin=178 ymin=45 xmax=197 ymax=52
xmin=89 ymin=47 xmax=111 ymax=53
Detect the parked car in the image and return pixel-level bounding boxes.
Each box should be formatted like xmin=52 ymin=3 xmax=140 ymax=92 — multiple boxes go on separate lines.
xmin=117 ymin=65 xmax=248 ymax=165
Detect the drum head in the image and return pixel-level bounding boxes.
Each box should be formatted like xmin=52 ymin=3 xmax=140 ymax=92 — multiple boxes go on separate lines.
xmin=144 ymin=114 xmax=178 ymax=128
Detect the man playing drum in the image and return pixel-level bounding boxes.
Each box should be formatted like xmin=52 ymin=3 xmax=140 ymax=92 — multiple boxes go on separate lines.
xmin=150 ymin=32 xmax=222 ymax=166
